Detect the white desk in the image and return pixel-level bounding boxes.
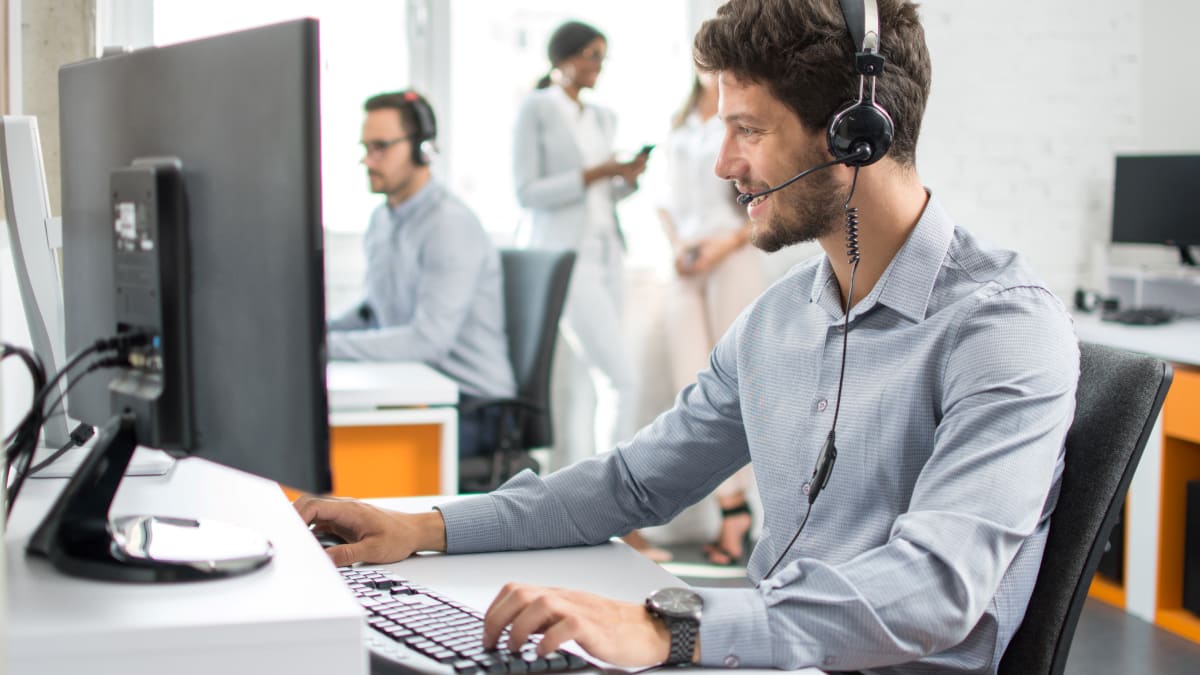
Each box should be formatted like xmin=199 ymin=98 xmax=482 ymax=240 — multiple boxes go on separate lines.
xmin=366 ymin=496 xmax=823 ymax=675
xmin=5 ymin=479 xmax=822 ymax=675
xmin=1073 ymin=313 xmax=1200 ymax=365
xmin=6 ymin=459 xmax=365 ymax=675
xmin=327 ymin=361 xmax=459 ymax=496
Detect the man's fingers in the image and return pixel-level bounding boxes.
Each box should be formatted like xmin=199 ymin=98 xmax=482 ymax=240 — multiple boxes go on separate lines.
xmin=326 ymin=542 xmax=358 ymax=568
xmin=535 ymin=618 xmax=581 ymax=657
xmin=482 ymin=583 xmax=526 ymax=648
xmin=505 ymin=595 xmax=559 ymax=652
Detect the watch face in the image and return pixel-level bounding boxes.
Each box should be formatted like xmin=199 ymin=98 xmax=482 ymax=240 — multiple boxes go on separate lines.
xmin=650 ymin=587 xmax=703 ymax=618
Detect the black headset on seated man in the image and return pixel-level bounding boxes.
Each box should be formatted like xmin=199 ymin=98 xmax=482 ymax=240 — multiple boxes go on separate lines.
xmin=399 ymin=90 xmax=437 ymax=167
xmin=759 ymin=0 xmax=902 ymax=582
xmin=736 ymin=0 xmax=895 ymax=207
xmin=829 ymin=0 xmax=895 ymax=167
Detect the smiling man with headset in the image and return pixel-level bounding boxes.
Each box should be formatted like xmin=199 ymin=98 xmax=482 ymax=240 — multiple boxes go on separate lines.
xmin=299 ymin=2 xmax=1078 ymax=672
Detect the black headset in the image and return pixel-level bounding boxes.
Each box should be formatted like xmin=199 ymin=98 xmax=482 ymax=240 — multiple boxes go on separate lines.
xmin=828 ymin=0 xmax=894 ymax=167
xmin=760 ymin=0 xmax=897 ymax=583
xmin=400 ymin=90 xmax=437 ymax=166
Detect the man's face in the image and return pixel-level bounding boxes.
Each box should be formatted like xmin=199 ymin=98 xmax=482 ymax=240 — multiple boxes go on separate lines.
xmin=713 ymin=73 xmax=844 ymax=252
xmin=361 ymin=109 xmax=419 ymax=201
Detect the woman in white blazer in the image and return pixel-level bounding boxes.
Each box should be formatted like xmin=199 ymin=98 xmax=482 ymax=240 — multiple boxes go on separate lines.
xmin=512 ymin=20 xmax=666 ymax=561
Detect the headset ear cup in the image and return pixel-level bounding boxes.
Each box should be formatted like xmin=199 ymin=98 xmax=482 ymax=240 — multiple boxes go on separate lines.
xmin=827 ymin=101 xmax=895 ymax=166
xmin=415 ymin=139 xmax=436 ymax=166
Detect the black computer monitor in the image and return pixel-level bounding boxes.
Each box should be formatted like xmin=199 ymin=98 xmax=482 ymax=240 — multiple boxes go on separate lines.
xmin=1112 ymin=154 xmax=1200 ymax=266
xmin=27 ymin=19 xmax=331 ymax=582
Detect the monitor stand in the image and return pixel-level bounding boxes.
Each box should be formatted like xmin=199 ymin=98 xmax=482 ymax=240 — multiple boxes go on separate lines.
xmin=25 ymin=412 xmax=273 ymax=582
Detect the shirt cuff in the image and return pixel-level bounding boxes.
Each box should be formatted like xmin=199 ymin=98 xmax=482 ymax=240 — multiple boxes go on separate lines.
xmin=436 ymin=495 xmax=504 ymax=554
xmin=695 ymin=587 xmax=773 ymax=668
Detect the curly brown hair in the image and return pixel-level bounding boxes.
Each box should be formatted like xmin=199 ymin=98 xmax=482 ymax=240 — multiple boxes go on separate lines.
xmin=693 ymin=0 xmax=931 ymax=167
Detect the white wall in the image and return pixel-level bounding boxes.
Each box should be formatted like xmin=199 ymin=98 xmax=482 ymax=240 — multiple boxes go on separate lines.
xmin=918 ymin=1 xmax=1143 ymax=298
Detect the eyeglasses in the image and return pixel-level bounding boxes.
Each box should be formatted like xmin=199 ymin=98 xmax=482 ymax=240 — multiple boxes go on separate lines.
xmin=361 ymin=136 xmax=410 ymax=157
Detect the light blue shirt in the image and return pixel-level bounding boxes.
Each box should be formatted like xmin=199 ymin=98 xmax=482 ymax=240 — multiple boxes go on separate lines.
xmin=438 ymin=193 xmax=1079 ymax=673
xmin=328 ymin=180 xmax=515 ymax=399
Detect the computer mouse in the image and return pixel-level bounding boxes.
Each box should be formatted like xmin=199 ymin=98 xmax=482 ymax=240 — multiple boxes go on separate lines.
xmin=310 ymin=527 xmax=349 ymax=548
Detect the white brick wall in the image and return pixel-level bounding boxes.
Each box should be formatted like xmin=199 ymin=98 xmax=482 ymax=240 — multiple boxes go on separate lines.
xmin=919 ymin=0 xmax=1143 ymax=299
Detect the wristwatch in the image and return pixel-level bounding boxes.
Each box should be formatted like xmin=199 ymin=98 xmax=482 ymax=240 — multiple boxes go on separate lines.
xmin=645 ymin=587 xmax=703 ymax=666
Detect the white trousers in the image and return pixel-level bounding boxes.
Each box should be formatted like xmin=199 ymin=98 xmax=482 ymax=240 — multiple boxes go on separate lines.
xmin=663 ymin=244 xmax=767 ymax=499
xmin=554 ymin=234 xmax=638 ymax=465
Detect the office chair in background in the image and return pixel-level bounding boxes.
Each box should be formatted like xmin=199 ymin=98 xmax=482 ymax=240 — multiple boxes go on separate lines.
xmin=458 ymin=249 xmax=575 ymax=493
xmin=999 ymin=342 xmax=1172 ymax=675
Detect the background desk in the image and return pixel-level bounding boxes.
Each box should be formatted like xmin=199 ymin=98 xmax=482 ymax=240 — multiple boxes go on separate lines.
xmin=327 ymin=361 xmax=459 ymax=496
xmin=6 ymin=458 xmax=365 ymax=675
xmin=1074 ymin=314 xmax=1200 ymax=645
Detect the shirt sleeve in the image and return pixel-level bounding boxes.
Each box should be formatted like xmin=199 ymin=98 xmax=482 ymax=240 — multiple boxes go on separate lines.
xmin=438 ymin=312 xmax=754 ymax=553
xmin=326 ymin=207 xmax=489 ymax=362
xmin=512 ymin=96 xmax=587 ymax=210
xmin=693 ymin=286 xmax=1078 ymax=671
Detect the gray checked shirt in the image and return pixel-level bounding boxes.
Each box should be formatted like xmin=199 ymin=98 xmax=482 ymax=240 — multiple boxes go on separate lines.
xmin=438 ymin=192 xmax=1079 ymax=673
xmin=328 ymin=180 xmax=515 ymax=399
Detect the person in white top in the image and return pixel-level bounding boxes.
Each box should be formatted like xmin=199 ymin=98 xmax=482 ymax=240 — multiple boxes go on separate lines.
xmin=512 ymin=20 xmax=667 ymax=561
xmin=656 ymin=70 xmax=768 ymax=566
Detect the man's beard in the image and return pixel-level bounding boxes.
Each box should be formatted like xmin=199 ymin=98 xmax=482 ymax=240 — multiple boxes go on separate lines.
xmin=749 ymin=164 xmax=845 ymax=253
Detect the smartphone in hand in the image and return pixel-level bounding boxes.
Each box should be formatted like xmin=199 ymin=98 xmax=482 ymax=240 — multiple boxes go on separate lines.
xmin=638 ymin=144 xmax=656 ymax=157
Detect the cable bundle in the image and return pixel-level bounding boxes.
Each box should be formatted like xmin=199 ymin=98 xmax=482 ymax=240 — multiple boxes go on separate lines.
xmin=2 ymin=333 xmax=149 ymax=519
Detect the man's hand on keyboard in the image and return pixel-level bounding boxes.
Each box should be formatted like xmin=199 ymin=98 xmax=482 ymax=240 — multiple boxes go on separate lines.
xmin=293 ymin=494 xmax=447 ymax=567
xmin=481 ymin=582 xmax=677 ymax=668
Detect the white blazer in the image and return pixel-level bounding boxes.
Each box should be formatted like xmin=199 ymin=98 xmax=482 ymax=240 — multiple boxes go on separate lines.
xmin=512 ymin=87 xmax=635 ymax=250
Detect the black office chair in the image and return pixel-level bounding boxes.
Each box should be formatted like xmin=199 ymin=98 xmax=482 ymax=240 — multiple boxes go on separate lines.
xmin=457 ymin=249 xmax=575 ymax=493
xmin=999 ymin=342 xmax=1173 ymax=675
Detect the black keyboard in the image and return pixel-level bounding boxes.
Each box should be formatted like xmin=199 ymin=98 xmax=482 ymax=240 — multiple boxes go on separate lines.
xmin=340 ymin=567 xmax=593 ymax=675
xmin=1101 ymin=306 xmax=1175 ymax=326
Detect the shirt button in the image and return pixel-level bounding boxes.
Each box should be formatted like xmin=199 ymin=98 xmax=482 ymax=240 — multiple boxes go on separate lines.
xmin=834 ymin=323 xmax=845 ymax=331
xmin=801 ymin=481 xmax=812 ymax=496
xmin=724 ymin=655 xmax=740 ymax=668
xmin=816 ymin=399 xmax=828 ymax=412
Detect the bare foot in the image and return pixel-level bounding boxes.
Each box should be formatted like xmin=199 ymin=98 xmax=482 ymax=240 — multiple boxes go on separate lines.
xmin=621 ymin=530 xmax=673 ymax=563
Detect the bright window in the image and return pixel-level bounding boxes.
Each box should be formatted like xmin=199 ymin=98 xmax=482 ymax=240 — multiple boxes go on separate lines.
xmin=153 ymin=1 xmax=409 ymax=234
xmin=446 ymin=0 xmax=693 ymax=268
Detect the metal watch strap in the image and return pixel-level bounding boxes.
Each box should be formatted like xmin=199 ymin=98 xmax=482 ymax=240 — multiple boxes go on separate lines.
xmin=665 ymin=617 xmax=697 ymax=666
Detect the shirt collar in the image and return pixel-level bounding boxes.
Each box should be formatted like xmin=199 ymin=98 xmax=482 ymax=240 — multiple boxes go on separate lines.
xmin=386 ymin=178 xmax=443 ymax=225
xmin=548 ymin=85 xmax=586 ymax=116
xmin=808 ymin=190 xmax=954 ymax=324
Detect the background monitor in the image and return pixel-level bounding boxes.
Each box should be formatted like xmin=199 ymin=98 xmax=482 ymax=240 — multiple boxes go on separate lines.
xmin=28 ymin=18 xmax=331 ymax=581
xmin=1 ymin=116 xmax=71 ymax=448
xmin=1111 ymin=154 xmax=1200 ymax=265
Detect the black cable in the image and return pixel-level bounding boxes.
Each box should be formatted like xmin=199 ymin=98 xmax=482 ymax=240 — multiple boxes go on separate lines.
xmin=2 ymin=344 xmax=49 ymax=520
xmin=829 ymin=166 xmax=861 ymax=433
xmin=5 ymin=333 xmax=147 ymax=447
xmin=26 ymin=422 xmax=96 ymax=477
xmin=2 ymin=344 xmax=47 ymax=467
xmin=5 ymin=350 xmax=130 ymax=518
xmin=759 ymin=501 xmax=814 ymax=585
xmin=759 ymin=166 xmax=863 ymax=584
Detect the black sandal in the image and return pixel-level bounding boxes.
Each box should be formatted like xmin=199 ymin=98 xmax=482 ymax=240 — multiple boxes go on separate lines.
xmin=703 ymin=503 xmax=753 ymax=566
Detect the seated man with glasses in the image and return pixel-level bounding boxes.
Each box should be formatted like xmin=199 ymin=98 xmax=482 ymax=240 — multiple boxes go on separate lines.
xmin=328 ymin=90 xmax=516 ymax=460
